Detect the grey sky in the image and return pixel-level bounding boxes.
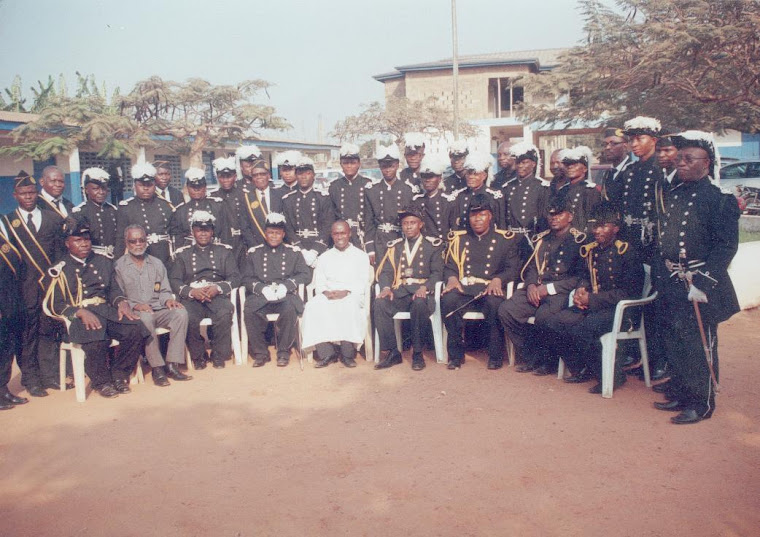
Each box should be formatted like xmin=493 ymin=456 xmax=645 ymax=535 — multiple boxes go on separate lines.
xmin=0 ymin=0 xmax=586 ymax=142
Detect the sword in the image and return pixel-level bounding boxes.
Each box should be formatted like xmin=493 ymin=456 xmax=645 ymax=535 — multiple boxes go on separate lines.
xmin=445 ymin=290 xmax=486 ymax=318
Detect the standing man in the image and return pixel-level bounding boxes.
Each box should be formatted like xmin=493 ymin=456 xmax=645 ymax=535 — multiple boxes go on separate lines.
xmin=43 ymin=216 xmax=149 ymax=398
xmin=155 ymin=162 xmax=185 ymax=206
xmin=236 ymin=144 xmax=264 ymax=186
xmin=656 ymin=133 xmax=679 ymax=185
xmin=242 ymin=213 xmax=311 ymax=367
xmin=441 ymin=194 xmax=521 ymax=370
xmin=211 ymin=156 xmax=253 ymax=268
xmin=170 ymin=211 xmax=240 ymax=369
xmin=72 ymin=167 xmax=118 ymax=258
xmin=329 ymin=143 xmax=371 ymax=250
xmin=599 ymin=128 xmax=632 ymax=198
xmin=364 ymin=144 xmax=417 ymax=265
xmin=241 ymin=159 xmax=285 ymax=249
xmin=274 ymin=150 xmax=303 ymax=193
xmin=498 ymin=198 xmax=586 ymax=375
xmin=492 ymin=141 xmax=517 ymax=189
xmin=171 ymin=167 xmax=230 ymax=248
xmin=3 ymin=171 xmax=65 ymax=396
xmin=552 ymin=146 xmax=602 ymax=232
xmin=0 ymin=217 xmax=27 ymax=408
xmin=443 ymin=140 xmax=469 ymax=192
xmin=37 ymin=165 xmax=74 ymax=218
xmin=114 ymin=224 xmax=191 ymax=387
xmin=548 ymin=148 xmax=566 ymax=185
xmin=400 ymin=133 xmax=426 ymax=187
xmin=412 ymin=156 xmax=450 ymax=243
xmin=374 ymin=206 xmax=443 ymax=371
xmin=115 ymin=163 xmax=174 ymax=264
xmin=446 ymin=151 xmax=505 ymax=231
xmin=282 ymin=155 xmax=335 ymax=268
xmin=300 ymin=221 xmax=371 ymax=368
xmin=652 ymin=131 xmax=740 ymax=424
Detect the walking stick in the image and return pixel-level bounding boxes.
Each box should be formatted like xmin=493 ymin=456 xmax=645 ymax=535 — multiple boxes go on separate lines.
xmin=445 ymin=290 xmax=486 ymax=318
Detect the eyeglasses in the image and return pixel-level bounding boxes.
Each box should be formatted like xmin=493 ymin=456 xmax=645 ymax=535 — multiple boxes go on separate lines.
xmin=603 ymin=141 xmax=626 ymax=147
xmin=127 ymin=238 xmax=147 ymax=244
xmin=676 ymin=155 xmax=710 ymax=164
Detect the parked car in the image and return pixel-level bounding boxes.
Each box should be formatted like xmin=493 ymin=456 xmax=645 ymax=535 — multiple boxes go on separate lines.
xmin=314 ymin=168 xmax=342 ymax=190
xmin=719 ymin=160 xmax=760 ymax=190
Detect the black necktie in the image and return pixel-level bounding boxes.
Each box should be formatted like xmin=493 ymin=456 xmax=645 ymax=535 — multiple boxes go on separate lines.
xmin=27 ymin=212 xmax=36 ymax=233
xmin=258 ymin=191 xmax=268 ymax=212
xmin=53 ymin=199 xmax=60 ymax=209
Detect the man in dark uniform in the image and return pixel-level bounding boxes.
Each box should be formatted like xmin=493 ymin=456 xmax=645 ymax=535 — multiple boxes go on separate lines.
xmin=37 ymin=165 xmax=74 ymax=218
xmin=549 ymin=149 xmax=565 ymax=184
xmin=399 ymin=133 xmax=425 ymax=187
xmin=236 ymin=144 xmax=264 ymax=187
xmin=211 ymin=156 xmax=254 ymax=268
xmin=442 ymin=194 xmax=521 ymax=370
xmin=501 ymin=141 xmax=550 ymax=260
xmin=43 ymin=216 xmax=149 ymax=398
xmin=3 ymin=171 xmax=65 ymax=396
xmin=599 ymin=128 xmax=632 ymax=199
xmin=171 ymin=167 xmax=230 ymax=249
xmin=329 ymin=143 xmax=371 ymax=250
xmin=443 ymin=140 xmax=469 ymax=192
xmin=446 ymin=151 xmax=505 ymax=231
xmin=364 ymin=144 xmax=418 ymax=265
xmin=539 ymin=202 xmax=644 ymax=393
xmin=498 ymin=198 xmax=586 ymax=375
xmin=552 ymin=146 xmax=602 ymax=232
xmin=274 ymin=150 xmax=302 ymax=193
xmin=242 ymin=213 xmax=311 ymax=367
xmin=492 ymin=141 xmax=517 ymax=189
xmin=169 ymin=211 xmax=240 ymax=369
xmin=282 ymin=155 xmax=335 ymax=268
xmin=652 ymin=131 xmax=740 ymax=424
xmin=155 ymin=162 xmax=185 ymax=206
xmin=412 ymin=156 xmax=450 ymax=243
xmin=72 ymin=167 xmax=118 ymax=258
xmin=656 ymin=133 xmax=679 ymax=186
xmin=115 ymin=163 xmax=175 ymax=264
xmin=240 ymin=159 xmax=285 ymax=250
xmin=374 ymin=205 xmax=443 ymax=371
xmin=0 ymin=218 xmax=27 ymax=408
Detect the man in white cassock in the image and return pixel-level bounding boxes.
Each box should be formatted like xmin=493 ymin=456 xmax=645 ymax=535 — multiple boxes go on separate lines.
xmin=301 ymin=220 xmax=370 ymax=368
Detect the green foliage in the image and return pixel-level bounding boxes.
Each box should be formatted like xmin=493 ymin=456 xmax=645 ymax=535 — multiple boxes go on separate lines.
xmin=519 ymin=0 xmax=760 ymax=132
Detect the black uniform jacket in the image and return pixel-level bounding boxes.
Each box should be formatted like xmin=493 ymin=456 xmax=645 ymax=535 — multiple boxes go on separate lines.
xmin=169 ymin=243 xmax=240 ymax=299
xmin=444 ymin=227 xmax=521 ymax=296
xmin=242 ymin=242 xmax=311 ymax=314
xmin=282 ymin=187 xmax=336 ymax=252
xmin=521 ymin=228 xmax=586 ymax=295
xmin=376 ymin=235 xmax=444 ymax=304
xmin=578 ymin=239 xmax=644 ymax=311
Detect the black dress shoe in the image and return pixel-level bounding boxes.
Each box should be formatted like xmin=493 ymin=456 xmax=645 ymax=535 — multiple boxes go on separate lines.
xmin=487 ymin=359 xmax=503 ymax=370
xmin=652 ymin=381 xmax=671 ymax=394
xmin=43 ymin=380 xmax=74 ymax=391
xmin=621 ymin=355 xmax=637 ymax=368
xmin=96 ymin=384 xmax=119 ymax=398
xmin=375 ymin=349 xmax=402 ymax=370
xmin=314 ymin=356 xmax=336 ymax=368
xmin=412 ymin=352 xmax=425 ymax=371
xmin=152 ymin=368 xmax=171 ymax=387
xmin=671 ymin=408 xmax=712 ymax=424
xmin=193 ymin=359 xmax=207 ymax=370
xmin=588 ymin=376 xmax=626 ymax=394
xmin=564 ymin=367 xmax=592 ymax=383
xmin=277 ymin=355 xmax=290 ymax=367
xmin=166 ymin=363 xmax=192 ymax=381
xmin=252 ymin=356 xmax=268 ymax=367
xmin=114 ymin=379 xmax=131 ymax=394
xmin=447 ymin=358 xmax=462 ymax=370
xmin=651 ymin=367 xmax=669 ymax=382
xmin=212 ymin=360 xmax=225 ymax=369
xmin=533 ymin=365 xmax=552 ymax=376
xmin=654 ymin=400 xmax=685 ymax=412
xmin=27 ymin=385 xmax=49 ymax=397
xmin=515 ymin=364 xmax=535 ymax=373
xmin=1 ymin=387 xmax=28 ymax=405
xmin=0 ymin=398 xmax=13 ymax=410
xmin=340 ymin=356 xmax=357 ymax=368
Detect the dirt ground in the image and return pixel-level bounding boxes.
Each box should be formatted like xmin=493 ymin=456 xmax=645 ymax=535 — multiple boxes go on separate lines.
xmin=1 ymin=309 xmax=759 ymax=537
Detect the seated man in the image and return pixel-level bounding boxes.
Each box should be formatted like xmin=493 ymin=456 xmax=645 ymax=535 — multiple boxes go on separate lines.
xmin=540 ymin=202 xmax=644 ymax=393
xmin=374 ymin=205 xmax=443 ymax=371
xmin=114 ymin=224 xmax=192 ymax=387
xmin=498 ymin=198 xmax=586 ymax=375
xmin=43 ymin=216 xmax=149 ymax=398
xmin=300 ymin=220 xmax=370 ymax=368
xmin=441 ymin=194 xmax=520 ymax=370
xmin=243 ymin=213 xmax=310 ymax=367
xmin=169 ymin=211 xmax=240 ymax=369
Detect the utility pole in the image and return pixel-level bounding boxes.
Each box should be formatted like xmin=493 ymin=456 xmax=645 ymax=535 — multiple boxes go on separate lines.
xmin=451 ymin=0 xmax=460 ymax=139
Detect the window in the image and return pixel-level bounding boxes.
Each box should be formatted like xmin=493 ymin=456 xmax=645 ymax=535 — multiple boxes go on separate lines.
xmin=721 ymin=163 xmax=746 ymax=179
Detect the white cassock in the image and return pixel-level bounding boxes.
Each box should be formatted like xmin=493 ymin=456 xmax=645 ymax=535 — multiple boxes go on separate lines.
xmin=301 ymin=244 xmax=370 ymax=351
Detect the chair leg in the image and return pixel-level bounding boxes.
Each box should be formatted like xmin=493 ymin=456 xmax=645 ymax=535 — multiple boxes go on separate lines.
xmin=393 ymin=319 xmax=404 ymax=353
xmin=231 ymin=313 xmax=243 ymax=366
xmin=71 ymin=346 xmax=87 ymax=403
xmin=430 ymin=316 xmax=445 ymax=364
xmin=557 ymin=358 xmax=565 ymax=380
xmin=638 ymin=327 xmax=651 ymax=388
xmin=185 ymin=348 xmax=195 ymax=371
xmin=600 ymin=333 xmax=616 ymax=399
xmin=507 ymin=339 xmax=515 ymax=367
xmin=442 ymin=325 xmax=449 ymax=364
xmin=59 ymin=347 xmax=68 ymax=391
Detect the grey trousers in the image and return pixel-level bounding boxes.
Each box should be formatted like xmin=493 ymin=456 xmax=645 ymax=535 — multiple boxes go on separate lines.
xmin=138 ymin=308 xmax=189 ymax=366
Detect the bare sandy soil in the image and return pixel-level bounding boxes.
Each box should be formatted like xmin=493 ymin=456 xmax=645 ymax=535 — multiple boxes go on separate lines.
xmin=1 ymin=309 xmax=759 ymax=537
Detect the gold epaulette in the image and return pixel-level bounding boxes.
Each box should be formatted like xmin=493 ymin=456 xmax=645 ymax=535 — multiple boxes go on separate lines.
xmin=532 ymin=229 xmax=550 ymax=243
xmin=447 ymin=229 xmax=466 ymax=241
xmin=495 ymin=228 xmax=516 ymax=240
xmin=615 ymin=239 xmax=629 ymax=255
xmin=569 ymin=228 xmax=587 ymax=243
xmin=386 ymin=237 xmax=403 ymax=248
xmin=580 ymin=241 xmax=598 ymax=258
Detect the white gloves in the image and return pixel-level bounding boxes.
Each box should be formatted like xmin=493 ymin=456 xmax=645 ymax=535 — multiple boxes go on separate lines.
xmin=261 ymin=285 xmax=278 ymax=301
xmin=688 ymin=284 xmax=708 ymax=304
xmin=274 ymin=284 xmax=287 ymax=300
xmin=302 ymin=249 xmax=318 ymax=267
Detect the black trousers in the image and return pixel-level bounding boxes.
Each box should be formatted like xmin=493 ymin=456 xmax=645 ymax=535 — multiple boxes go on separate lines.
xmin=0 ymin=311 xmax=21 ymax=387
xmin=81 ymin=319 xmax=145 ymax=388
xmin=244 ymin=300 xmax=298 ymax=359
xmin=18 ymin=300 xmax=62 ymax=388
xmin=183 ymin=296 xmax=234 ymax=364
xmin=441 ymin=292 xmax=505 ymax=363
xmin=316 ymin=341 xmax=356 ymax=361
xmin=374 ymin=294 xmax=432 ymax=353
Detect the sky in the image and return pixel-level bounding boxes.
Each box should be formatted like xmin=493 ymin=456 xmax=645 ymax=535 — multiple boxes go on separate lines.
xmin=0 ymin=0 xmax=587 ymax=144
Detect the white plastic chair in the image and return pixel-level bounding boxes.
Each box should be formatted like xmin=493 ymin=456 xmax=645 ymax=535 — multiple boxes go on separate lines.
xmin=373 ymin=281 xmax=445 ymax=363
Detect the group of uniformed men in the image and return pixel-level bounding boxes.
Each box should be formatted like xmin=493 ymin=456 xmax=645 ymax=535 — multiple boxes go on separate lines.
xmin=0 ymin=117 xmax=740 ymax=425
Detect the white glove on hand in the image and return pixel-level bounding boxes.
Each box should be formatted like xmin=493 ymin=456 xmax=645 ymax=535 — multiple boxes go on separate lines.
xmin=275 ymin=284 xmax=288 ymax=300
xmin=261 ymin=285 xmax=278 ymax=302
xmin=302 ymin=249 xmax=318 ymax=267
xmin=688 ymin=284 xmax=708 ymax=304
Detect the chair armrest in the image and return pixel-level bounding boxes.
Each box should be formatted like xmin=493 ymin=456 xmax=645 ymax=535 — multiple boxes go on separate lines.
xmin=616 ymin=291 xmax=658 ymax=310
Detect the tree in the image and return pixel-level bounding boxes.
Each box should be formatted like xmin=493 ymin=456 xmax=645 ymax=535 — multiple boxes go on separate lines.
xmin=117 ymin=76 xmax=290 ymax=167
xmin=0 ymin=75 xmax=27 ymax=112
xmin=331 ymin=96 xmax=478 ymax=150
xmin=518 ymin=0 xmax=760 ymax=132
